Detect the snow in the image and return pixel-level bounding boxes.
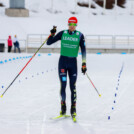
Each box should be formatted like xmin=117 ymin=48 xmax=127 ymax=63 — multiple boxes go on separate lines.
xmin=0 ymin=53 xmax=134 ymax=134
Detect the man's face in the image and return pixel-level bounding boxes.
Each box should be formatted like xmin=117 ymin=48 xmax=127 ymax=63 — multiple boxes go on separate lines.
xmin=68 ymin=23 xmax=77 ymax=32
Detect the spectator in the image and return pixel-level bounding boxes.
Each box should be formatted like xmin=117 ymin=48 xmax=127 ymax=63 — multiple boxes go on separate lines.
xmin=13 ymin=35 xmax=21 ymax=53
xmin=7 ymin=35 xmax=13 ymax=53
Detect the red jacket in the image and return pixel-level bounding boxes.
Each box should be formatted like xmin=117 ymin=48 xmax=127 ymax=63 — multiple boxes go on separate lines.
xmin=8 ymin=36 xmax=12 ymax=46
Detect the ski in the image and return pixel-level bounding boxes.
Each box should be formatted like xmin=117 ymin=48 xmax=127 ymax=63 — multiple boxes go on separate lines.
xmin=72 ymin=116 xmax=77 ymax=122
xmin=51 ymin=115 xmax=70 ymax=120
xmin=51 ymin=114 xmax=77 ymax=123
xmin=72 ymin=113 xmax=77 ymax=122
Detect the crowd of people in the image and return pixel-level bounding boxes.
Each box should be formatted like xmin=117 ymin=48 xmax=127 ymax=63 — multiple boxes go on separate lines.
xmin=7 ymin=35 xmax=21 ymax=53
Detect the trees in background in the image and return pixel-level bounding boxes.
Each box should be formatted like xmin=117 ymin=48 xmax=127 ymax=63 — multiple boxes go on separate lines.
xmin=0 ymin=3 xmax=4 ymax=7
xmin=78 ymin=0 xmax=126 ymax=9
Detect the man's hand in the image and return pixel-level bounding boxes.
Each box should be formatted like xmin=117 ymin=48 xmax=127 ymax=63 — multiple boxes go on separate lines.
xmin=81 ymin=63 xmax=87 ymax=75
xmin=50 ymin=26 xmax=57 ymax=36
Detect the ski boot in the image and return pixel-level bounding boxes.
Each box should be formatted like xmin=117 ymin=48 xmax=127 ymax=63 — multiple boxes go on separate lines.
xmin=60 ymin=101 xmax=66 ymax=115
xmin=71 ymin=104 xmax=77 ymax=122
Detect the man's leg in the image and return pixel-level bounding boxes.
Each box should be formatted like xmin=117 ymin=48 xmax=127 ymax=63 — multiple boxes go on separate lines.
xmin=17 ymin=45 xmax=21 ymax=53
xmin=18 ymin=47 xmax=21 ymax=53
xmin=14 ymin=47 xmax=16 ymax=53
xmin=68 ymin=58 xmax=77 ymax=116
xmin=10 ymin=46 xmax=12 ymax=52
xmin=58 ymin=56 xmax=67 ymax=115
xmin=8 ymin=46 xmax=10 ymax=52
xmin=9 ymin=46 xmax=12 ymax=52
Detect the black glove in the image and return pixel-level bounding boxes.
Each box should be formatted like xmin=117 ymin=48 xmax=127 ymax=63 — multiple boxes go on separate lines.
xmin=50 ymin=26 xmax=57 ymax=36
xmin=81 ymin=63 xmax=87 ymax=74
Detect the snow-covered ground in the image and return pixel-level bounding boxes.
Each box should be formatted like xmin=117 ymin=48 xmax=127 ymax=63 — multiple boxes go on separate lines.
xmin=0 ymin=0 xmax=134 ymax=40
xmin=0 ymin=53 xmax=134 ymax=134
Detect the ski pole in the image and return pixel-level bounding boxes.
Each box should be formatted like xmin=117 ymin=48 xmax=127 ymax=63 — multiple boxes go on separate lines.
xmin=0 ymin=26 xmax=56 ymax=98
xmin=85 ymin=72 xmax=101 ymax=97
xmin=1 ymin=39 xmax=47 ymax=98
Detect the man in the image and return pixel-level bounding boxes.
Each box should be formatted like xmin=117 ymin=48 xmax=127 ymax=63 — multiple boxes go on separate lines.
xmin=47 ymin=17 xmax=87 ymax=120
xmin=13 ymin=35 xmax=21 ymax=53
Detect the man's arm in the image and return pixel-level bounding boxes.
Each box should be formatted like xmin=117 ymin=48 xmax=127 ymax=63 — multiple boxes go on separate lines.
xmin=80 ymin=33 xmax=87 ymax=74
xmin=79 ymin=33 xmax=86 ymax=63
xmin=47 ymin=31 xmax=64 ymax=45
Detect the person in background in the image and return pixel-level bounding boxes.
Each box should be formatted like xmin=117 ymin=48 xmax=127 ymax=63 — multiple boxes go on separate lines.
xmin=13 ymin=35 xmax=21 ymax=53
xmin=7 ymin=35 xmax=13 ymax=53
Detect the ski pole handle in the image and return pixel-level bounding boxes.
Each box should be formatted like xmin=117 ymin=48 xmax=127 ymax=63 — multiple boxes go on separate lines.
xmin=53 ymin=26 xmax=57 ymax=29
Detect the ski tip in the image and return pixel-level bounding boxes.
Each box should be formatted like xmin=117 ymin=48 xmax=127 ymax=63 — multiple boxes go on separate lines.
xmin=51 ymin=115 xmax=70 ymax=120
xmin=73 ymin=118 xmax=77 ymax=123
xmin=99 ymin=94 xmax=101 ymax=97
xmin=0 ymin=95 xmax=3 ymax=98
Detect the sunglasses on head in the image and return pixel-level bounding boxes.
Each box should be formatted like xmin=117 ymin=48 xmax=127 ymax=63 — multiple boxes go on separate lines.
xmin=68 ymin=23 xmax=77 ymax=26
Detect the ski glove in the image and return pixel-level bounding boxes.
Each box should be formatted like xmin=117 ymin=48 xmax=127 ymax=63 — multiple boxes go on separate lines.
xmin=50 ymin=26 xmax=57 ymax=36
xmin=81 ymin=63 xmax=87 ymax=74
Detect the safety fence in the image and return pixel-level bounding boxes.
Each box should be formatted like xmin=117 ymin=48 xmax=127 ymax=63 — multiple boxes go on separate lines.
xmin=85 ymin=35 xmax=134 ymax=49
xmin=27 ymin=34 xmax=134 ymax=50
xmin=1 ymin=34 xmax=134 ymax=53
xmin=27 ymin=34 xmax=60 ymax=48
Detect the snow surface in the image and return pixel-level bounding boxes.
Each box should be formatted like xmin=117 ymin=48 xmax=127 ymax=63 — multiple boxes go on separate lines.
xmin=0 ymin=0 xmax=134 ymax=40
xmin=0 ymin=53 xmax=134 ymax=134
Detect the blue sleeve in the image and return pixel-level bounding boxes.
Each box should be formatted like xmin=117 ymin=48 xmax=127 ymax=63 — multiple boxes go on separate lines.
xmin=79 ymin=33 xmax=86 ymax=63
xmin=47 ymin=31 xmax=64 ymax=45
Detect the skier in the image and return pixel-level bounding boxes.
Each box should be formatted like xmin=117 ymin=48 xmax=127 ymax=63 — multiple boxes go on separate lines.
xmin=47 ymin=17 xmax=87 ymax=121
